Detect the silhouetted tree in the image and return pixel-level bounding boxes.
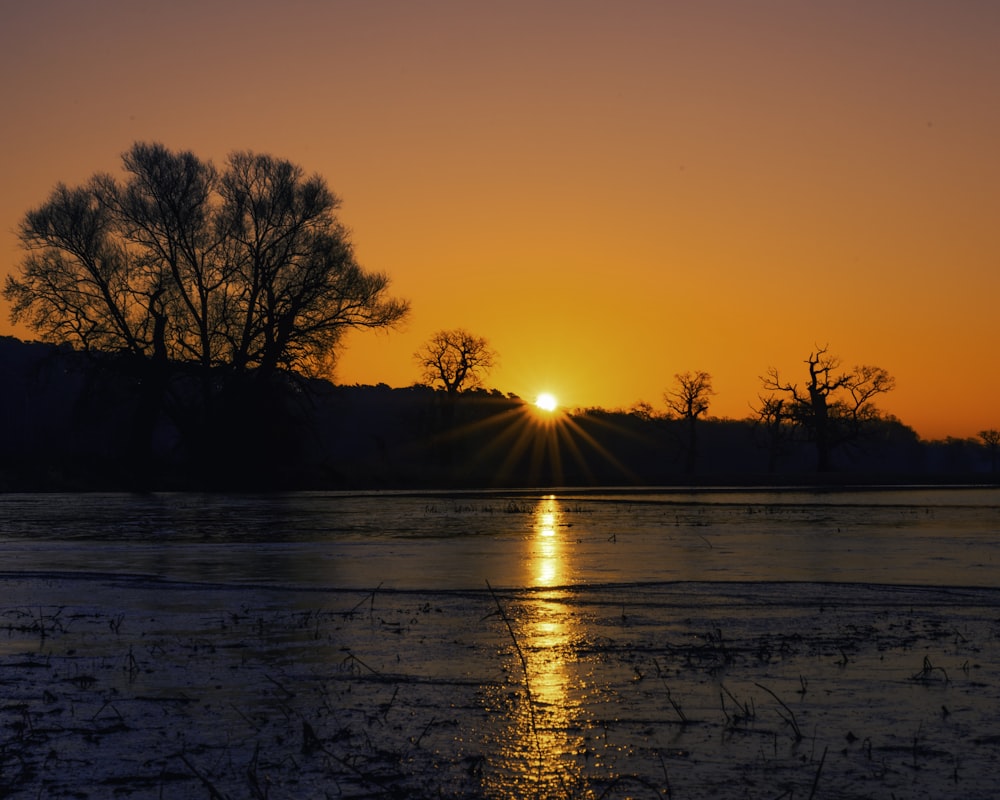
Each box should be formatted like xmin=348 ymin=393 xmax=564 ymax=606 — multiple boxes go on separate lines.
xmin=761 ymin=346 xmax=895 ymax=471
xmin=979 ymin=429 xmax=1000 ymax=474
xmin=414 ymin=329 xmax=497 ymax=398
xmin=7 ymin=143 xmax=409 ymax=376
xmin=664 ymin=370 xmax=714 ymax=474
xmin=752 ymin=393 xmax=792 ymax=473
xmin=412 ymin=328 xmax=496 ymax=474
xmin=5 ymin=142 xmax=409 ymax=477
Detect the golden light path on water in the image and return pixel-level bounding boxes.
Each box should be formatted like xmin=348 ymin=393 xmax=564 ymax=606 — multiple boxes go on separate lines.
xmin=483 ymin=495 xmax=609 ymax=798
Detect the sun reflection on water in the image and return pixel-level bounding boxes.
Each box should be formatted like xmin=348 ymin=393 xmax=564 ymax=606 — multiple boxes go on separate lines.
xmin=535 ymin=508 xmax=560 ymax=586
xmin=484 ymin=495 xmax=595 ymax=797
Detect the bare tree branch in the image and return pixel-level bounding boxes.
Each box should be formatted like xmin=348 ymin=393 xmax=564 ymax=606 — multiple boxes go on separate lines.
xmin=4 ymin=142 xmax=409 ymax=380
xmin=414 ymin=329 xmax=497 ymax=397
xmin=758 ymin=346 xmax=895 ymax=471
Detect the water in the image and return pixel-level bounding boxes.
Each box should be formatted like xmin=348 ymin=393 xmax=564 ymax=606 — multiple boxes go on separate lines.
xmin=3 ymin=486 xmax=1000 ymax=798
xmin=1 ymin=486 xmax=998 ymax=589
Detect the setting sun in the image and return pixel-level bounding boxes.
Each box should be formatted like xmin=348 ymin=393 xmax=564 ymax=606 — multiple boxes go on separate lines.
xmin=536 ymin=393 xmax=558 ymax=412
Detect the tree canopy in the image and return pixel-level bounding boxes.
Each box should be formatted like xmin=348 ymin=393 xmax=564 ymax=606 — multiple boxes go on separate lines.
xmin=664 ymin=371 xmax=715 ymax=421
xmin=759 ymin=346 xmax=895 ymax=471
xmin=414 ymin=328 xmax=497 ymax=397
xmin=5 ymin=142 xmax=409 ymax=378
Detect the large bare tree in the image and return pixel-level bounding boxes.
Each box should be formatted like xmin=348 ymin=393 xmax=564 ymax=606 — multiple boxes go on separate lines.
xmin=760 ymin=346 xmax=895 ymax=471
xmin=5 ymin=142 xmax=409 ymax=378
xmin=5 ymin=143 xmax=409 ymax=478
xmin=414 ymin=329 xmax=497 ymax=398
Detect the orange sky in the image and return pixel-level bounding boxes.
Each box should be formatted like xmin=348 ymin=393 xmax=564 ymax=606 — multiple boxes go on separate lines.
xmin=2 ymin=1 xmax=998 ymax=441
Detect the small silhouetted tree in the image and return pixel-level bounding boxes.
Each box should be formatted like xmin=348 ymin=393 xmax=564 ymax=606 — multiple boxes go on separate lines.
xmin=979 ymin=429 xmax=1000 ymax=474
xmin=629 ymin=401 xmax=657 ymax=422
xmin=664 ymin=370 xmax=715 ymax=474
xmin=414 ymin=329 xmax=497 ymax=398
xmin=761 ymin=346 xmax=895 ymax=472
xmin=752 ymin=393 xmax=792 ymax=473
xmin=413 ymin=328 xmax=497 ymax=473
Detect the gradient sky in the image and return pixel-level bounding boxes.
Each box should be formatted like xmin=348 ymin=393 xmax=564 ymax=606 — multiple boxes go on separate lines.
xmin=2 ymin=1 xmax=998 ymax=440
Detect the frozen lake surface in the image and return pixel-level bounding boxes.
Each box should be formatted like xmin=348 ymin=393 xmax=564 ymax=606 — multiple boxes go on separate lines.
xmin=1 ymin=486 xmax=999 ymax=590
xmin=2 ymin=487 xmax=1000 ymax=798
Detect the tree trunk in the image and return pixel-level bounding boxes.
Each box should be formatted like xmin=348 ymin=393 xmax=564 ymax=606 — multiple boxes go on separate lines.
xmin=812 ymin=394 xmax=832 ymax=472
xmin=685 ymin=417 xmax=698 ymax=475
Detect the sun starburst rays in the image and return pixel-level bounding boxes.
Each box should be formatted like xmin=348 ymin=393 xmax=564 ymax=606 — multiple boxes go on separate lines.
xmin=434 ymin=398 xmax=640 ymax=487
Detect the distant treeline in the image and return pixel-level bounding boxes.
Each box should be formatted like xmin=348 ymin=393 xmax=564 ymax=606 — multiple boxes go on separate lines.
xmin=0 ymin=336 xmax=995 ymax=491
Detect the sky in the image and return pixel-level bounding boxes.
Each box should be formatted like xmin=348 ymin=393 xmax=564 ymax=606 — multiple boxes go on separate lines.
xmin=2 ymin=0 xmax=998 ymax=440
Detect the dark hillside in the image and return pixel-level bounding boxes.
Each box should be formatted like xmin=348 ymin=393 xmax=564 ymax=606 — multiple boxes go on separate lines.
xmin=0 ymin=337 xmax=995 ymax=490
